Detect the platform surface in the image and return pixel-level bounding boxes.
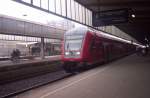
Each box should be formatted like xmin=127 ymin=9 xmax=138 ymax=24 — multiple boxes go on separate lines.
xmin=12 ymin=54 xmax=150 ymax=98
xmin=0 ymin=55 xmax=60 ymax=68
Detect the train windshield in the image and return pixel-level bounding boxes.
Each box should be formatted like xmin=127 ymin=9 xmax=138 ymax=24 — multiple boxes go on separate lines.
xmin=65 ymin=35 xmax=83 ymax=51
xmin=64 ymin=27 xmax=87 ymax=51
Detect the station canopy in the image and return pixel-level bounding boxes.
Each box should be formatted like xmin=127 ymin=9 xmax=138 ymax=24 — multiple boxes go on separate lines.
xmin=75 ymin=0 xmax=150 ymax=44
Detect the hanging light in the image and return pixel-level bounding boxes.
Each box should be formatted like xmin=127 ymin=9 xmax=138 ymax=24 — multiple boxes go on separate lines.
xmin=131 ymin=14 xmax=135 ymax=18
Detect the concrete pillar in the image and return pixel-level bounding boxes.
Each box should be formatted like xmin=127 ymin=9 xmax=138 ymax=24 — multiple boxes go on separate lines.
xmin=40 ymin=37 xmax=45 ymax=59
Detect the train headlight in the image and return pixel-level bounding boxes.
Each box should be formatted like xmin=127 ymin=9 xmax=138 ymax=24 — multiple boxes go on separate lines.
xmin=65 ymin=52 xmax=69 ymax=55
xmin=76 ymin=52 xmax=80 ymax=55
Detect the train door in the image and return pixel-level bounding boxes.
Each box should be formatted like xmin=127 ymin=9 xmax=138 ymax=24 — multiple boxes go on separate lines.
xmin=103 ymin=43 xmax=110 ymax=62
xmin=89 ymin=34 xmax=97 ymax=62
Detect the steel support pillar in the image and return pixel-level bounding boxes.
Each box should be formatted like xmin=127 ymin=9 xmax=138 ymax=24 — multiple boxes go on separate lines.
xmin=40 ymin=37 xmax=45 ymax=59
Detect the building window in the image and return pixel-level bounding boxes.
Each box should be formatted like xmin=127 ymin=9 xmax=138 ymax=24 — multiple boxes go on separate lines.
xmin=33 ymin=0 xmax=41 ymax=7
xmin=41 ymin=0 xmax=48 ymax=10
xmin=85 ymin=8 xmax=89 ymax=25
xmin=78 ymin=4 xmax=83 ymax=23
xmin=75 ymin=1 xmax=79 ymax=21
xmin=61 ymin=0 xmax=66 ymax=16
xmin=67 ymin=0 xmax=71 ymax=18
xmin=71 ymin=0 xmax=75 ymax=20
xmin=49 ymin=0 xmax=55 ymax=12
xmin=82 ymin=7 xmax=86 ymax=24
xmin=56 ymin=0 xmax=61 ymax=15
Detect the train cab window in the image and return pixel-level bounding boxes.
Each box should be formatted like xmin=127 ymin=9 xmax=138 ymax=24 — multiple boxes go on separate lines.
xmin=64 ymin=27 xmax=88 ymax=53
xmin=65 ymin=39 xmax=83 ymax=51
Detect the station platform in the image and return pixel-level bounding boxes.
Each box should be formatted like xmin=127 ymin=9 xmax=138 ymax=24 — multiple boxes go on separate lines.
xmin=0 ymin=55 xmax=60 ymax=68
xmin=12 ymin=54 xmax=150 ymax=98
xmin=0 ymin=55 xmax=61 ymax=84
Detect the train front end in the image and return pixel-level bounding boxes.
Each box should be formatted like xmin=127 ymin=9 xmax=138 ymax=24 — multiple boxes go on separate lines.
xmin=61 ymin=28 xmax=87 ymax=72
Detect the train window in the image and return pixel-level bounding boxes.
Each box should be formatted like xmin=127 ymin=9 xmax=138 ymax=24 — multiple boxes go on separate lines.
xmin=90 ymin=34 xmax=98 ymax=50
xmin=89 ymin=37 xmax=96 ymax=50
xmin=65 ymin=39 xmax=82 ymax=51
xmin=64 ymin=28 xmax=87 ymax=51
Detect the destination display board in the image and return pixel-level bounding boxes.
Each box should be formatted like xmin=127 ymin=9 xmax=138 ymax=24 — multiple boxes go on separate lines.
xmin=92 ymin=9 xmax=129 ymax=26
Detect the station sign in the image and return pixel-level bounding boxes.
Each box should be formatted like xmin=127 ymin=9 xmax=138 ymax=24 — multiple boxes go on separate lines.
xmin=92 ymin=9 xmax=129 ymax=26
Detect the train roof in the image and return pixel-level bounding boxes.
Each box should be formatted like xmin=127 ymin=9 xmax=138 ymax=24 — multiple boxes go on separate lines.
xmin=65 ymin=27 xmax=145 ymax=47
xmin=92 ymin=28 xmax=145 ymax=48
xmin=65 ymin=27 xmax=130 ymax=43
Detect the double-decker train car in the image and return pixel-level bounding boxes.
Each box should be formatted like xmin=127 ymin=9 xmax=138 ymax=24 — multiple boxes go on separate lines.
xmin=61 ymin=27 xmax=136 ymax=73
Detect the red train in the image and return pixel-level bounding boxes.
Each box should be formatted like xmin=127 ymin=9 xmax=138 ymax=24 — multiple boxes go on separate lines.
xmin=61 ymin=27 xmax=136 ymax=73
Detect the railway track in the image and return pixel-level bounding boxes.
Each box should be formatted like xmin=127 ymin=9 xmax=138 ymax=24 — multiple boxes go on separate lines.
xmin=0 ymin=70 xmax=71 ymax=98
